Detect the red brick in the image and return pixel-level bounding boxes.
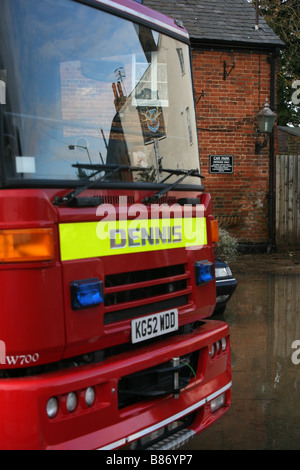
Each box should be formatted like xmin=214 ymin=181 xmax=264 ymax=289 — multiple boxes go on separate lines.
xmin=192 ymin=48 xmax=275 ymax=245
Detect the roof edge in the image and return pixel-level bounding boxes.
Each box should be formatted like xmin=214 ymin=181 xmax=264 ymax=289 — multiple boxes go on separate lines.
xmin=191 ymin=36 xmax=284 ymax=51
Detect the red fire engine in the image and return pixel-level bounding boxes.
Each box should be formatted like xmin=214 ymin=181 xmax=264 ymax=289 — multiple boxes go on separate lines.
xmin=0 ymin=0 xmax=231 ymax=450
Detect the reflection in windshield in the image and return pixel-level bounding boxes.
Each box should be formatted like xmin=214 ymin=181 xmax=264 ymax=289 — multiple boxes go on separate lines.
xmin=0 ymin=0 xmax=200 ymax=185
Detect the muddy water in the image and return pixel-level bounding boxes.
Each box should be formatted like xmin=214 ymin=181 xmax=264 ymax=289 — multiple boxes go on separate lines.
xmin=182 ymin=270 xmax=300 ymax=450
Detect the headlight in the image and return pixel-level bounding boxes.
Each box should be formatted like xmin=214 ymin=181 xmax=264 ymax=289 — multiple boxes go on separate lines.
xmin=211 ymin=393 xmax=225 ymax=413
xmin=66 ymin=392 xmax=77 ymax=413
xmin=209 ymin=337 xmax=227 ymax=357
xmin=85 ymin=387 xmax=96 ymax=407
xmin=215 ymin=266 xmax=232 ymax=278
xmin=46 ymin=397 xmax=59 ymax=419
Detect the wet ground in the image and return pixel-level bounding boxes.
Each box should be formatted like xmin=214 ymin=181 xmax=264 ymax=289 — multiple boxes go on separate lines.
xmin=181 ymin=252 xmax=300 ymax=450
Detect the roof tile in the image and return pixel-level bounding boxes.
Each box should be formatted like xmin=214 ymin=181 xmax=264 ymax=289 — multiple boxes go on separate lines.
xmin=143 ymin=0 xmax=284 ymax=46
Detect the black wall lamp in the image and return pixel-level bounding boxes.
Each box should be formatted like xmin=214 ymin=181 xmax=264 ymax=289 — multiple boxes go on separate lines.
xmin=255 ymin=99 xmax=276 ymax=154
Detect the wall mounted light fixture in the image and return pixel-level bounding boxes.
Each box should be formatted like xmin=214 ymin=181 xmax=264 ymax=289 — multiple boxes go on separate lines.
xmin=255 ymin=98 xmax=276 ymax=154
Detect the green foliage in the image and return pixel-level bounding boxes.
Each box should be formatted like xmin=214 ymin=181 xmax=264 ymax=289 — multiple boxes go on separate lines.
xmin=215 ymin=228 xmax=239 ymax=263
xmin=250 ymin=0 xmax=300 ymax=126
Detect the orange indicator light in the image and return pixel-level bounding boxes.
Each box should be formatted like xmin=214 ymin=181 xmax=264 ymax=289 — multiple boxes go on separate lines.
xmin=210 ymin=219 xmax=219 ymax=243
xmin=0 ymin=228 xmax=54 ymax=263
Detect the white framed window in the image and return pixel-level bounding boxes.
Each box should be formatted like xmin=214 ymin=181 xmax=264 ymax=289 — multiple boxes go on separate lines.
xmin=132 ymin=52 xmax=168 ymax=107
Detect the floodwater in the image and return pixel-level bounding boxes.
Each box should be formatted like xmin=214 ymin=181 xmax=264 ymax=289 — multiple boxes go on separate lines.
xmin=182 ymin=265 xmax=300 ymax=450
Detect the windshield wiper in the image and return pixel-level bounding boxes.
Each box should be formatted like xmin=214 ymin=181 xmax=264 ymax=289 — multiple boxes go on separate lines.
xmin=143 ymin=168 xmax=204 ymax=204
xmin=53 ymin=163 xmax=152 ymax=206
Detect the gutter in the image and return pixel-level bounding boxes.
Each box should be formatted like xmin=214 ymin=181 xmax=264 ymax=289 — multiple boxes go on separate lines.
xmin=190 ymin=37 xmax=284 ymax=53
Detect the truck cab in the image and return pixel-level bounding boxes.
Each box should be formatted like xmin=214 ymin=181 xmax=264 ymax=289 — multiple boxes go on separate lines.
xmin=0 ymin=0 xmax=231 ymax=450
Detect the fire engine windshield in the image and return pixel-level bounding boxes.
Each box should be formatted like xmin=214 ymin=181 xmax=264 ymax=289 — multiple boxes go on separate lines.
xmin=0 ymin=0 xmax=201 ymax=187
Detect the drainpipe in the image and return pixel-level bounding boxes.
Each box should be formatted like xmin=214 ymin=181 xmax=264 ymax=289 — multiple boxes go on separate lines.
xmin=268 ymin=50 xmax=277 ymax=253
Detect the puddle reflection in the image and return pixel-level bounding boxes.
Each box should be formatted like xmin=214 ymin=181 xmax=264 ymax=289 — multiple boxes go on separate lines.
xmin=182 ymin=271 xmax=300 ymax=450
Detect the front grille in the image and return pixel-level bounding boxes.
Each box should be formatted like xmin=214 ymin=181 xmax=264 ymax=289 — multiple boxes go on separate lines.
xmin=104 ymin=264 xmax=191 ymax=324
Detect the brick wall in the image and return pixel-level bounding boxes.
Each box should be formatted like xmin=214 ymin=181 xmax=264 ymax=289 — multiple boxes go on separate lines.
xmin=192 ymin=48 xmax=275 ymax=247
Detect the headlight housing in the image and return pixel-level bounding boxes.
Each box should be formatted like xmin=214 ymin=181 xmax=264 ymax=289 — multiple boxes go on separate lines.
xmin=215 ymin=265 xmax=232 ymax=278
xmin=195 ymin=260 xmax=214 ymax=285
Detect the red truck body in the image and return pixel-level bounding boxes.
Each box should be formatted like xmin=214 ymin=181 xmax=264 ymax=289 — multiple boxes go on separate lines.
xmin=0 ymin=0 xmax=231 ymax=450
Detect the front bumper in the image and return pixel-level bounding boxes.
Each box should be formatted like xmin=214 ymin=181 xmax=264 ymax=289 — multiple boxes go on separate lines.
xmin=215 ymin=278 xmax=237 ymax=313
xmin=214 ymin=259 xmax=237 ymax=314
xmin=0 ymin=320 xmax=231 ymax=450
